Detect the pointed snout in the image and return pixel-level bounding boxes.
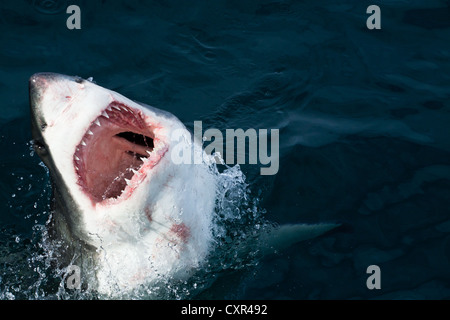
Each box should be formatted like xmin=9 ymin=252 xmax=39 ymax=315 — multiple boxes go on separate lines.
xmin=29 ymin=72 xmax=65 ymax=91
xmin=29 ymin=73 xmax=73 ymax=136
xmin=29 ymin=72 xmax=77 ymax=85
xmin=29 ymin=73 xmax=74 ymax=101
xmin=29 ymin=73 xmax=62 ymax=110
xmin=29 ymin=73 xmax=59 ymax=139
xmin=29 ymin=73 xmax=48 ymax=107
xmin=29 ymin=72 xmax=86 ymax=111
xmin=29 ymin=72 xmax=60 ymax=87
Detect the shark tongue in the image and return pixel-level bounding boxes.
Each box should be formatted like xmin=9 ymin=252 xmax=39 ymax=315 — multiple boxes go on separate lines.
xmin=74 ymin=103 xmax=156 ymax=203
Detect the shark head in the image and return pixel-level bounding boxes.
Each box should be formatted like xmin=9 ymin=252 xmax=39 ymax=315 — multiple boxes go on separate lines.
xmin=29 ymin=73 xmax=217 ymax=296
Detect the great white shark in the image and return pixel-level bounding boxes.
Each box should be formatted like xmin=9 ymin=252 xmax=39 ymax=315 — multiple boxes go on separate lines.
xmin=29 ymin=73 xmax=337 ymax=297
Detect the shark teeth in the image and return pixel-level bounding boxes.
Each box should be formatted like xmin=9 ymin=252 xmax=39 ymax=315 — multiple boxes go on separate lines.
xmin=73 ymin=100 xmax=166 ymax=203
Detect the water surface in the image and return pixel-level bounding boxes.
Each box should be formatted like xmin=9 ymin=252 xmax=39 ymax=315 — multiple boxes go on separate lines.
xmin=0 ymin=0 xmax=450 ymax=299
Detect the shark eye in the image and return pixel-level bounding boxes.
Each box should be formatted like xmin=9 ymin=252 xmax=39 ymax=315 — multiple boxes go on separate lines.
xmin=33 ymin=139 xmax=47 ymax=155
xmin=74 ymin=77 xmax=83 ymax=84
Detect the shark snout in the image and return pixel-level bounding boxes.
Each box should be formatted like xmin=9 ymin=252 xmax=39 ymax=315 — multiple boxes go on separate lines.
xmin=30 ymin=72 xmax=61 ymax=92
xmin=29 ymin=73 xmax=62 ymax=108
xmin=29 ymin=72 xmax=88 ymax=116
xmin=29 ymin=72 xmax=80 ymax=139
xmin=29 ymin=73 xmax=48 ymax=106
xmin=29 ymin=72 xmax=78 ymax=96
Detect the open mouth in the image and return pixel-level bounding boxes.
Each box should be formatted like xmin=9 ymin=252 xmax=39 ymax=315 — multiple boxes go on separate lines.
xmin=74 ymin=102 xmax=166 ymax=203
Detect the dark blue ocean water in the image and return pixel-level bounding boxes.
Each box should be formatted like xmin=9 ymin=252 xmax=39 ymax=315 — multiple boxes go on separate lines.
xmin=1 ymin=0 xmax=450 ymax=299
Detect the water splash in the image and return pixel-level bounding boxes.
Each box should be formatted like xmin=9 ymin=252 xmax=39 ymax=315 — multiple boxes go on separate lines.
xmin=10 ymin=152 xmax=266 ymax=299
